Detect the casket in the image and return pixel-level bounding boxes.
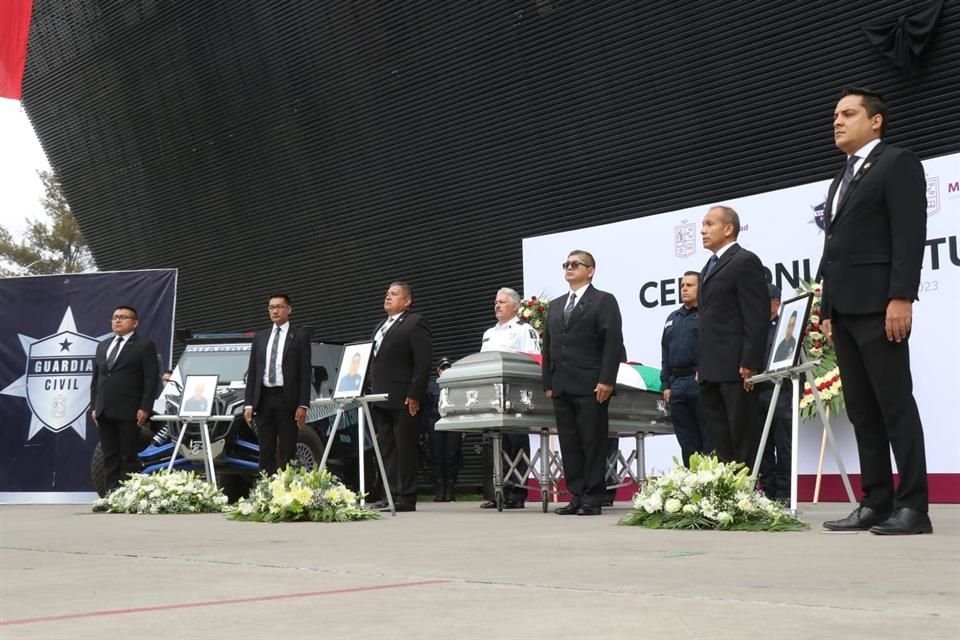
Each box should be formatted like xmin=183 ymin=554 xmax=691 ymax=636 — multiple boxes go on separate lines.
xmin=435 ymin=351 xmax=672 ymax=436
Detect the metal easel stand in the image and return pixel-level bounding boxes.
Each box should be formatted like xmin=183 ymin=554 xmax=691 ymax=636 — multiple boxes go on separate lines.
xmin=158 ymin=414 xmax=235 ymax=491
xmin=314 ymin=394 xmax=396 ymax=516
xmin=749 ymin=359 xmax=855 ymax=517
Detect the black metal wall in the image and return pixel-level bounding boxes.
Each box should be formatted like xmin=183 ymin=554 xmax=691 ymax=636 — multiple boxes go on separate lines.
xmin=21 ymin=0 xmax=960 ymax=361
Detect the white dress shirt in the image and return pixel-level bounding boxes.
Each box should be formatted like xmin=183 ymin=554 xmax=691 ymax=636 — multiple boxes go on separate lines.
xmin=107 ymin=330 xmax=135 ymax=362
xmin=831 ymin=137 xmax=882 ymax=215
xmin=262 ymin=321 xmax=289 ymax=387
xmin=480 ymin=318 xmax=541 ymax=354
xmin=567 ymin=283 xmax=591 ymax=309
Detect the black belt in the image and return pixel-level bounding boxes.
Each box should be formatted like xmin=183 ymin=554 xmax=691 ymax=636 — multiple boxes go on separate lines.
xmin=670 ymin=367 xmax=696 ymax=378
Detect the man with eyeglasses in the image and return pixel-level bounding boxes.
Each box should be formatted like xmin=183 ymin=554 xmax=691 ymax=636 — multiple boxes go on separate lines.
xmin=90 ymin=305 xmax=160 ymax=491
xmin=542 ymin=251 xmax=624 ymax=516
xmin=243 ymin=294 xmax=312 ymax=476
xmin=366 ymin=282 xmax=432 ymax=512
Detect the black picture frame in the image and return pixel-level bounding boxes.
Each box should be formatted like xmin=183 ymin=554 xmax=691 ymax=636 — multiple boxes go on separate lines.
xmin=765 ymin=293 xmax=813 ymax=373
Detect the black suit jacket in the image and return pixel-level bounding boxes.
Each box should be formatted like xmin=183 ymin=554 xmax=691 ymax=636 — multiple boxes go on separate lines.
xmin=244 ymin=324 xmax=312 ymax=412
xmin=90 ymin=332 xmax=160 ymax=420
xmin=697 ymin=243 xmax=769 ymax=382
xmin=367 ymin=312 xmax=432 ymax=410
xmin=542 ymin=285 xmax=624 ymax=397
xmin=819 ymin=141 xmax=927 ymax=319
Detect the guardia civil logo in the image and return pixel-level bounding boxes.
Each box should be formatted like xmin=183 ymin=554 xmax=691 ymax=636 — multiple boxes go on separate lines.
xmin=0 ymin=307 xmax=107 ymax=440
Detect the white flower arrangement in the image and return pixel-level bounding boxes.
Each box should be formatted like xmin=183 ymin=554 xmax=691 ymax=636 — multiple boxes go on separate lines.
xmin=619 ymin=454 xmax=807 ymax=531
xmin=92 ymin=470 xmax=228 ymax=514
xmin=227 ymin=465 xmax=379 ymax=523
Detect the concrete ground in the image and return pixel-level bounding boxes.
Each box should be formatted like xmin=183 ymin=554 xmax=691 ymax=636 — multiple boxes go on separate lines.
xmin=1 ymin=502 xmax=958 ymax=639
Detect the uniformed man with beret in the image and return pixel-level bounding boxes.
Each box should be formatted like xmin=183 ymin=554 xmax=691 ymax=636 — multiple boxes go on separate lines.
xmin=479 ymin=287 xmax=541 ymax=509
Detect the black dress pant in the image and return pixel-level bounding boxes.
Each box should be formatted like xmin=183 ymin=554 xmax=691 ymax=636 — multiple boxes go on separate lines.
xmin=256 ymin=387 xmax=298 ymax=476
xmin=758 ymin=386 xmax=792 ymax=501
xmin=482 ymin=433 xmax=530 ymax=503
xmin=669 ymin=375 xmax=712 ymax=466
xmin=832 ymin=311 xmax=928 ymax=511
xmin=371 ymin=404 xmax=420 ymax=504
xmin=699 ymin=380 xmax=761 ymax=470
xmin=553 ymin=394 xmax=608 ymax=508
xmin=429 ymin=428 xmax=462 ymax=487
xmin=97 ymin=415 xmax=142 ymax=491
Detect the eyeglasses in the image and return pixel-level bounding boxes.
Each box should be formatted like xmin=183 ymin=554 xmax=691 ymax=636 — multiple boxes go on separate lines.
xmin=112 ymin=315 xmax=136 ymax=321
xmin=562 ymin=261 xmax=592 ymax=270
xmin=268 ymin=304 xmax=290 ymax=311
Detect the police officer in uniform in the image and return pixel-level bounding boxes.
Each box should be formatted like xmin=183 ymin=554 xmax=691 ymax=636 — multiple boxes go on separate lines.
xmin=660 ymin=271 xmax=711 ymax=466
xmin=757 ymin=284 xmax=793 ymax=502
xmin=479 ymin=287 xmax=541 ymax=509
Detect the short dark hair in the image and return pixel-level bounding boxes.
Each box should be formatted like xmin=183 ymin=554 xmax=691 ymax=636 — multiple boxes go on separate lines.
xmin=268 ymin=293 xmax=292 ymax=305
xmin=390 ymin=281 xmax=414 ymax=304
xmin=115 ymin=305 xmax=138 ymax=319
xmin=711 ymin=206 xmax=741 ymax=238
xmin=568 ymin=249 xmax=596 ymax=268
xmin=789 ymin=310 xmax=799 ymax=321
xmin=682 ymin=270 xmax=700 ymax=281
xmin=840 ymin=86 xmax=887 ymax=137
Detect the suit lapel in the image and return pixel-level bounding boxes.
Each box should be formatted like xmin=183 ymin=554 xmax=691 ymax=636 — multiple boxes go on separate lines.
xmin=823 ymin=173 xmax=842 ymax=228
xmin=704 ymin=244 xmax=739 ymax=282
xmin=567 ymin=286 xmax=595 ymax=327
xmin=110 ymin=333 xmax=136 ymax=370
xmin=832 ymin=141 xmax=886 ymax=223
xmin=374 ymin=313 xmax=406 ymax=357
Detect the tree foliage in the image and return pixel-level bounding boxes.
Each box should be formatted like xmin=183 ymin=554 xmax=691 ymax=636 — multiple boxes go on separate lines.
xmin=0 ymin=170 xmax=94 ymax=276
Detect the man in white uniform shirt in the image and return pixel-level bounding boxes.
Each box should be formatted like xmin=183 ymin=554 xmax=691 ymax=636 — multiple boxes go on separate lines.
xmin=478 ymin=288 xmax=541 ymax=509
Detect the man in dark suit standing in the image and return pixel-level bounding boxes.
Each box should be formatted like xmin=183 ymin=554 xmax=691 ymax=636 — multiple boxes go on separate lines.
xmin=542 ymin=250 xmax=624 ymax=516
xmin=244 ymin=294 xmax=312 ymax=476
xmin=90 ymin=305 xmax=160 ymax=491
xmin=366 ymin=282 xmax=432 ymax=512
xmin=697 ymin=206 xmax=769 ymax=469
xmin=820 ymin=87 xmax=931 ymax=535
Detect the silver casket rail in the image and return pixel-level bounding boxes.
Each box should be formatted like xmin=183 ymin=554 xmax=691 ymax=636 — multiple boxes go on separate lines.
xmin=434 ymin=351 xmax=673 ymax=436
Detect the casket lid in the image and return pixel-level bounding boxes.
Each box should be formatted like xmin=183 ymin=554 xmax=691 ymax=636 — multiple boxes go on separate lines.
xmin=438 ymin=351 xmax=541 ymax=385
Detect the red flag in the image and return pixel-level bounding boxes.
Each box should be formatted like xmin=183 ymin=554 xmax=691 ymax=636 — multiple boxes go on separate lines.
xmin=0 ymin=0 xmax=34 ymax=100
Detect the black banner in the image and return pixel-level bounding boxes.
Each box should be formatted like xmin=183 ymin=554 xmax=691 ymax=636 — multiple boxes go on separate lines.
xmin=0 ymin=270 xmax=176 ymax=493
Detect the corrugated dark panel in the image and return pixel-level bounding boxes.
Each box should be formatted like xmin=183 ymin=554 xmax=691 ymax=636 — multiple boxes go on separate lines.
xmin=20 ymin=0 xmax=960 ymax=364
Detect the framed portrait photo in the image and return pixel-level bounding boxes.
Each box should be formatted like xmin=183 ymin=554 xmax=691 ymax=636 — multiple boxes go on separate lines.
xmin=766 ymin=293 xmax=813 ymax=373
xmin=178 ymin=374 xmax=219 ymax=418
xmin=333 ymin=342 xmax=373 ymax=400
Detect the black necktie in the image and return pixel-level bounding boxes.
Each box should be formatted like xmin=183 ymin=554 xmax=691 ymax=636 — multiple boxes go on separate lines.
xmin=106 ymin=336 xmax=124 ymax=369
xmin=705 ymin=254 xmax=719 ymax=279
xmin=836 ymin=155 xmax=860 ymax=205
xmin=563 ymin=294 xmax=577 ymax=324
xmin=268 ymin=327 xmax=281 ymax=385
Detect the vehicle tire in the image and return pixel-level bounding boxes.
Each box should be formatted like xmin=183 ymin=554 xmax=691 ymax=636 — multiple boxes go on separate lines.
xmin=221 ymin=474 xmax=254 ymax=503
xmin=90 ymin=443 xmax=107 ymax=497
xmin=295 ymin=427 xmax=325 ymax=470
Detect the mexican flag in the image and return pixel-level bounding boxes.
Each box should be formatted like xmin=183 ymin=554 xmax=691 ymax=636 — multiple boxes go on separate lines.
xmin=521 ymin=353 xmax=662 ymax=393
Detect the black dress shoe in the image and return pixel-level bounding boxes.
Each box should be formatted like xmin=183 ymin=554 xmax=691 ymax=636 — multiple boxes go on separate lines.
xmin=577 ymin=504 xmax=602 ymax=516
xmin=394 ymin=503 xmax=416 ymax=513
xmin=503 ymin=500 xmax=525 ymax=510
xmin=869 ymin=507 xmax=933 ymax=535
xmin=601 ymin=497 xmax=614 ymax=507
xmin=368 ymin=499 xmax=389 ymax=510
xmin=554 ymin=502 xmax=581 ymax=515
xmin=479 ymin=500 xmax=497 ymax=509
xmin=822 ymin=506 xmax=891 ymax=531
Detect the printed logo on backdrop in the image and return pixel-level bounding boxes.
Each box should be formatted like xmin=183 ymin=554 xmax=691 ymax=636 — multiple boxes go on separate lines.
xmin=674 ymin=221 xmax=696 ymax=258
xmin=811 ymin=201 xmax=827 ymax=230
xmin=926 ymin=177 xmax=940 ymax=217
xmin=0 ymin=307 xmax=108 ymax=440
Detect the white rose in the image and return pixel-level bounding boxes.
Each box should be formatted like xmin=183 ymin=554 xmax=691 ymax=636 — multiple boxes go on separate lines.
xmin=716 ymin=511 xmax=733 ymax=525
xmin=682 ymin=504 xmax=698 ymax=515
xmin=664 ymin=498 xmax=682 ymax=514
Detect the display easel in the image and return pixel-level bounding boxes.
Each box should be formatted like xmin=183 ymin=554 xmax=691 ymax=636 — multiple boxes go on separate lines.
xmin=314 ymin=393 xmax=395 ymax=515
xmin=158 ymin=414 xmax=235 ymax=490
xmin=749 ymin=357 xmax=856 ymax=516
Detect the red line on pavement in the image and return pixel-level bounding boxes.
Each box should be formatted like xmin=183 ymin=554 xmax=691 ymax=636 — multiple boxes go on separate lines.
xmin=0 ymin=579 xmax=450 ymax=627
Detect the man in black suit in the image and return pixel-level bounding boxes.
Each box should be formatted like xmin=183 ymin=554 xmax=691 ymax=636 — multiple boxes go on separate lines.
xmin=697 ymin=206 xmax=769 ymax=469
xmin=819 ymin=87 xmax=931 ymax=535
xmin=366 ymin=282 xmax=432 ymax=512
xmin=243 ymin=294 xmax=312 ymax=476
xmin=542 ymin=250 xmax=624 ymax=516
xmin=90 ymin=305 xmax=160 ymax=491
